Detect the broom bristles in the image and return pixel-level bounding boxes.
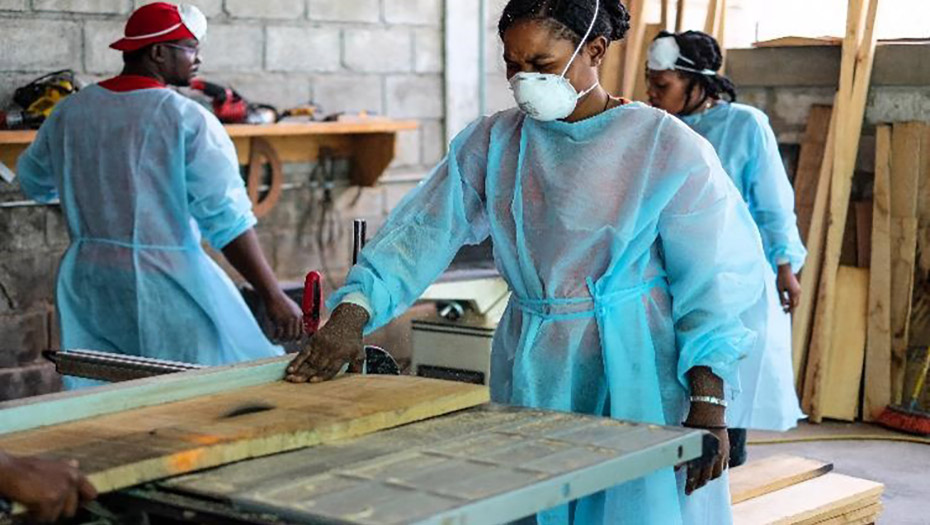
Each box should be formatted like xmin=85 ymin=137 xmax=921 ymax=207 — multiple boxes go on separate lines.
xmin=876 ymin=405 xmax=930 ymax=437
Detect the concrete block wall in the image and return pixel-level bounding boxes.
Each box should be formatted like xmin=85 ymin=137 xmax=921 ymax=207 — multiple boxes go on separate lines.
xmin=0 ymin=0 xmax=445 ymax=400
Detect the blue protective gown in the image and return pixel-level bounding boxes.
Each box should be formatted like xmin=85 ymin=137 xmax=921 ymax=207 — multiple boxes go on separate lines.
xmin=681 ymin=102 xmax=806 ymax=431
xmin=330 ymin=103 xmax=769 ymax=524
xmin=18 ymin=84 xmax=282 ymax=389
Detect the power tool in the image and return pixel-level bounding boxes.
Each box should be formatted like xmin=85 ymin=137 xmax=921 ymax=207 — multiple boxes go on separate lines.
xmin=189 ymin=79 xmax=281 ymax=124
xmin=1 ymin=70 xmax=80 ymax=129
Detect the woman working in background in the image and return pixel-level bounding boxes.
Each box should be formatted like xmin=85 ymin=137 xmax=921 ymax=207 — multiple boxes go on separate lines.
xmin=646 ymin=30 xmax=807 ymax=467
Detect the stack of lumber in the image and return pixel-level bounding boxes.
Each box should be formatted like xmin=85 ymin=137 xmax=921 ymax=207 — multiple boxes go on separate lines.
xmin=731 ymin=455 xmax=885 ymax=524
xmin=791 ymin=0 xmax=882 ymax=423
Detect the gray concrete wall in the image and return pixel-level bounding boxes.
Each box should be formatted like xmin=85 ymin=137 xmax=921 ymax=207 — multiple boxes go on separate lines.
xmin=0 ymin=0 xmax=444 ymax=400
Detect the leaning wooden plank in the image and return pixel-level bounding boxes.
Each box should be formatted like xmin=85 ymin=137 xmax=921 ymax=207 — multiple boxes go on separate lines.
xmin=795 ymin=105 xmax=834 ymax=243
xmin=889 ymin=122 xmax=923 ymax=405
xmin=804 ymin=0 xmax=879 ymax=422
xmin=674 ymin=0 xmax=685 ymax=32
xmin=0 ymin=356 xmax=292 ymax=435
xmin=729 ymin=455 xmax=833 ymax=505
xmin=864 ymin=125 xmax=894 ymax=422
xmin=907 ymin=123 xmax=930 ymax=349
xmin=732 ymin=473 xmax=884 ymax=525
xmin=794 ymin=104 xmax=838 ymax=386
xmin=0 ymin=375 xmax=489 ymax=497
xmin=622 ymin=0 xmax=648 ymax=98
xmin=822 ymin=266 xmax=871 ymax=421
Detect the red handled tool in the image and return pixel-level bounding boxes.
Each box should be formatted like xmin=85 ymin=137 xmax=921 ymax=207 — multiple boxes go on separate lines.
xmin=302 ymin=270 xmax=323 ymax=336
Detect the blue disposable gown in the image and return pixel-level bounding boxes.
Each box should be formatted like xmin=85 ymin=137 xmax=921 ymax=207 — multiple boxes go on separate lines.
xmin=682 ymin=102 xmax=806 ymax=431
xmin=18 ymin=85 xmax=282 ymax=389
xmin=329 ymin=103 xmax=768 ymax=524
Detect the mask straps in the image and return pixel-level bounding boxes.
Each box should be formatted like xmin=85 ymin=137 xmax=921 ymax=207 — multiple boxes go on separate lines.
xmin=559 ymin=0 xmax=600 ymax=78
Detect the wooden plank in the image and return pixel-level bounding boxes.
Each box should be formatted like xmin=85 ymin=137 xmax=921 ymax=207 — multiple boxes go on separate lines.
xmin=0 ymin=129 xmax=38 ymax=144
xmin=793 ymin=103 xmax=838 ymax=385
xmin=813 ymin=502 xmax=883 ymax=525
xmin=800 ymin=498 xmax=882 ymax=525
xmin=795 ymin=105 xmax=834 ymax=243
xmin=674 ymin=0 xmax=685 ymax=32
xmin=622 ymin=0 xmax=648 ymax=99
xmin=753 ymin=36 xmax=844 ymax=48
xmin=0 ymin=375 xmax=489 ymax=497
xmin=729 ymin=455 xmax=833 ymax=505
xmin=908 ymin=123 xmax=930 ymax=349
xmin=821 ymin=266 xmax=871 ymax=421
xmin=732 ymin=473 xmax=884 ymax=525
xmin=889 ymin=122 xmax=923 ymax=404
xmin=803 ymin=0 xmax=878 ymax=422
xmin=864 ymin=125 xmax=894 ymax=421
xmin=0 ymin=357 xmax=292 ymax=435
xmin=855 ymin=200 xmax=873 ymax=268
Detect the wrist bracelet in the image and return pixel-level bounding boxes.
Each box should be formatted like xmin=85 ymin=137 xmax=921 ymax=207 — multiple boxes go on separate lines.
xmin=690 ymin=395 xmax=727 ymax=408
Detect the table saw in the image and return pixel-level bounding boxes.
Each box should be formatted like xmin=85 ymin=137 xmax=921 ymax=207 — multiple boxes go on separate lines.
xmin=0 ymin=353 xmax=714 ymax=525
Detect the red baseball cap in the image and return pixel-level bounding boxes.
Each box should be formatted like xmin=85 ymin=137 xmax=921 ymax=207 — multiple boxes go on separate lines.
xmin=109 ymin=3 xmax=207 ymax=52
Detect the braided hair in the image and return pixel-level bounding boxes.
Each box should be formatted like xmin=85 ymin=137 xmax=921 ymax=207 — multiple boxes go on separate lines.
xmin=657 ymin=30 xmax=738 ymax=103
xmin=498 ymin=0 xmax=631 ymax=46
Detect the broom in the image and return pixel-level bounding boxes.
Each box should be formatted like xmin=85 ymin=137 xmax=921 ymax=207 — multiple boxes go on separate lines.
xmin=876 ymin=347 xmax=930 ymax=436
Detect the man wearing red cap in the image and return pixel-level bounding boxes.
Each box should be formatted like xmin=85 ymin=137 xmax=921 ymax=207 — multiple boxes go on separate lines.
xmin=16 ymin=3 xmax=301 ymax=389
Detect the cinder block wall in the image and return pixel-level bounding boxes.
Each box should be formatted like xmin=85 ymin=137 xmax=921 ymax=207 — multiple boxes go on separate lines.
xmin=0 ymin=0 xmax=446 ymax=400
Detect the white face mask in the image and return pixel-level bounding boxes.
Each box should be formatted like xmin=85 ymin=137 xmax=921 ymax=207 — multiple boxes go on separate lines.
xmin=509 ymin=0 xmax=600 ymax=122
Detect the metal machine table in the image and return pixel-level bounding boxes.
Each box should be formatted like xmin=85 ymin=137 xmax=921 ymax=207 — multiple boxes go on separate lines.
xmin=108 ymin=405 xmax=708 ymax=525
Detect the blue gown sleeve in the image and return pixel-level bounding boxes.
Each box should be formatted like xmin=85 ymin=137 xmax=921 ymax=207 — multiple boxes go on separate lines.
xmin=16 ymin=123 xmax=59 ymax=203
xmin=183 ymin=104 xmax=256 ymax=249
xmin=328 ymin=121 xmax=492 ymax=334
xmin=744 ymin=114 xmax=807 ymax=273
xmin=657 ymin=130 xmax=767 ymax=390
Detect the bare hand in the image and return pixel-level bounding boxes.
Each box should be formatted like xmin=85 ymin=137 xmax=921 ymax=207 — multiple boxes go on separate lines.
xmin=265 ymin=291 xmax=303 ymax=342
xmin=776 ymin=264 xmax=802 ymax=314
xmin=285 ymin=303 xmax=368 ymax=383
xmin=683 ymin=426 xmax=729 ymax=495
xmin=0 ymin=455 xmax=97 ymax=523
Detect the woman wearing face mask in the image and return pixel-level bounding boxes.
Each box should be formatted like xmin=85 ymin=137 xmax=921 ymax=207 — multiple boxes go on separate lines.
xmin=646 ymin=31 xmax=806 ymax=469
xmin=288 ymin=1 xmax=768 ymax=523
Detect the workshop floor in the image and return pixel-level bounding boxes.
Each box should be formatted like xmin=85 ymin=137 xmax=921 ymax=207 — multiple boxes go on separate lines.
xmin=748 ymin=422 xmax=929 ymax=525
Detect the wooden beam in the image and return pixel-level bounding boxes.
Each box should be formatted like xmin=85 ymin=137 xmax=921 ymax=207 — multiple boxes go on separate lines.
xmin=803 ymin=0 xmax=879 ymax=422
xmin=660 ymin=0 xmax=670 ymax=29
xmin=864 ymin=125 xmax=893 ymax=421
xmin=821 ymin=266 xmax=871 ymax=421
xmin=730 ymin=455 xmax=833 ymax=505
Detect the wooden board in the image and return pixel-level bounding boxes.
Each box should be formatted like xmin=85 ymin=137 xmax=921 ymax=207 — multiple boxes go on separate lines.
xmin=821 ymin=266 xmax=870 ymax=421
xmin=855 ymin=200 xmax=873 ymax=268
xmin=798 ymin=498 xmax=882 ymax=525
xmin=732 ymin=473 xmax=884 ymax=525
xmin=729 ymin=455 xmax=833 ymax=505
xmin=864 ymin=125 xmax=893 ymax=422
xmin=0 ymin=375 xmax=489 ymax=496
xmin=795 ymin=105 xmax=835 ymax=243
xmin=803 ymin=0 xmax=879 ymax=422
xmin=794 ymin=104 xmax=837 ymax=386
xmin=908 ymin=123 xmax=930 ymax=349
xmin=889 ymin=122 xmax=923 ymax=405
